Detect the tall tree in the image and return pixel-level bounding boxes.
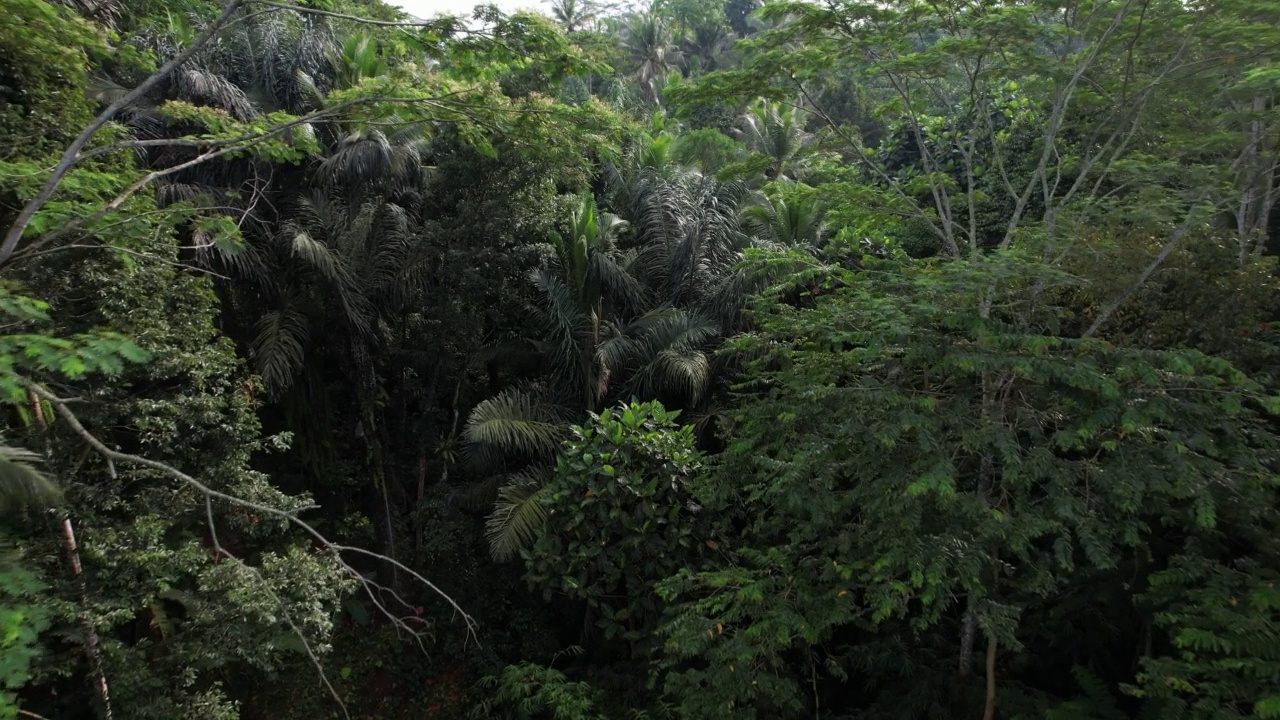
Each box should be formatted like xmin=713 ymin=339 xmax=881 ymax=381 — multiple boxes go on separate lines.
xmin=623 ymin=12 xmax=683 ymax=104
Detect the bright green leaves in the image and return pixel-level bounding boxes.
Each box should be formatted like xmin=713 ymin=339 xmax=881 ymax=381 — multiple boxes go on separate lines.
xmin=524 ymin=400 xmax=711 ymax=643
xmin=0 ymin=0 xmax=105 ymax=154
xmin=0 ymin=287 xmax=150 ymax=403
xmin=0 ymin=553 xmax=50 ymax=720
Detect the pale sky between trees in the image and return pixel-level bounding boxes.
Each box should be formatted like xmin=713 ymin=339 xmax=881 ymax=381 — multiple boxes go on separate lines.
xmin=393 ymin=0 xmax=545 ymax=17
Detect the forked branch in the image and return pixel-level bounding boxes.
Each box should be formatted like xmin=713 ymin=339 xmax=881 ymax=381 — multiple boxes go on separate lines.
xmin=25 ymin=381 xmax=477 ymax=656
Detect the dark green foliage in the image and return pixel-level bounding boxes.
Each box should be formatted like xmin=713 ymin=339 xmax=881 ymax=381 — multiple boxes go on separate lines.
xmin=525 ymin=401 xmax=711 ymax=641
xmin=673 ymin=128 xmax=741 ymax=173
xmin=655 ymin=252 xmax=1280 ymax=718
xmin=7 ymin=0 xmax=1280 ymax=718
xmin=1133 ymin=553 xmax=1280 ymax=718
xmin=473 ymin=657 xmax=604 ymax=720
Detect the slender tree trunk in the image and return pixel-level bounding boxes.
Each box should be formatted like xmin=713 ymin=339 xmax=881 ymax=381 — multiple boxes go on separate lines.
xmin=958 ymin=606 xmax=976 ymax=676
xmin=29 ymin=391 xmax=113 ymax=720
xmin=360 ymin=393 xmax=398 ymax=590
xmin=983 ymin=636 xmax=998 ymax=720
xmin=59 ymin=518 xmax=114 ymax=720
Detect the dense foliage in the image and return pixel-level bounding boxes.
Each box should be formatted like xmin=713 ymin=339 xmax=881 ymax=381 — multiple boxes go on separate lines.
xmin=1 ymin=0 xmax=1278 ymax=718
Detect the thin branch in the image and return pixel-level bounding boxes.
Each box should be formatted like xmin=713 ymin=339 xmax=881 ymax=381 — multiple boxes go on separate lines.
xmin=1082 ymin=203 xmax=1205 ymax=338
xmin=14 ymin=95 xmax=486 ymax=258
xmin=16 ymin=243 xmax=231 ymax=278
xmin=247 ymin=0 xmax=466 ymax=25
xmin=26 ymin=382 xmax=479 ymax=646
xmin=204 ymin=494 xmax=351 ymax=720
xmin=0 ymin=0 xmax=248 ymax=265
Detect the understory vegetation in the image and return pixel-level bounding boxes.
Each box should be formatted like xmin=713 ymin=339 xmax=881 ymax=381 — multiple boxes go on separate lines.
xmin=2 ymin=0 xmax=1279 ymax=717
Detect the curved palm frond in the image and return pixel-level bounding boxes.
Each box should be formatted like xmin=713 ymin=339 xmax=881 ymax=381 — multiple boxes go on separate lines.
xmin=169 ymin=66 xmax=258 ymax=121
xmin=681 ymin=22 xmax=730 ymax=73
xmin=317 ymin=129 xmax=394 ymax=190
xmin=736 ymin=100 xmax=815 ymax=180
xmin=284 ymin=196 xmax=380 ymax=338
xmin=551 ymin=0 xmax=595 ymax=31
xmin=250 ymin=303 xmax=310 ymax=397
xmin=631 ymin=169 xmax=748 ymax=307
xmin=623 ymin=13 xmax=682 ymax=103
xmin=597 ymin=307 xmax=720 ymax=404
xmin=464 ymin=386 xmax=571 ymax=468
xmin=486 ymin=470 xmax=551 ymax=562
xmin=330 ymin=33 xmax=389 ymax=89
xmin=0 ymin=442 xmax=61 ymax=515
xmin=531 ymin=267 xmax=599 ymax=404
xmin=742 ymin=189 xmax=829 ymax=249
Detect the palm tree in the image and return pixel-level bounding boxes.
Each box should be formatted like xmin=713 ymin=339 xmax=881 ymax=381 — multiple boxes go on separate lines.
xmin=681 ymin=22 xmax=730 ymax=74
xmin=243 ymin=192 xmax=430 ymax=574
xmin=627 ymin=169 xmax=750 ymax=310
xmin=742 ymin=186 xmax=830 ymax=250
xmin=735 ymin=100 xmax=818 ymax=181
xmin=549 ymin=0 xmax=596 ymax=32
xmin=248 ymin=193 xmax=426 ymax=396
xmin=464 ymin=195 xmax=727 ymax=560
xmin=623 ymin=13 xmax=682 ymax=104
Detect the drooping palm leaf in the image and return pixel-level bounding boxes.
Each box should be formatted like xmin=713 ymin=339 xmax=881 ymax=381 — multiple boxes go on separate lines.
xmin=742 ymin=189 xmax=829 ymax=249
xmin=735 ymin=100 xmax=817 ymax=180
xmin=597 ymin=306 xmax=719 ymax=405
xmin=169 ymin=66 xmax=258 ymax=121
xmin=531 ymin=268 xmax=599 ymax=406
xmin=0 ymin=443 xmax=61 ymax=515
xmin=463 ymin=386 xmax=571 ymax=468
xmin=250 ymin=304 xmax=310 ymax=397
xmin=485 ymin=467 xmax=553 ymax=561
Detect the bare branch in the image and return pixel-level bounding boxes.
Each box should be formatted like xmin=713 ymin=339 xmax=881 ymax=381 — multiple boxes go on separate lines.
xmin=26 ymin=382 xmax=479 ymax=649
xmin=204 ymin=495 xmax=352 ymax=720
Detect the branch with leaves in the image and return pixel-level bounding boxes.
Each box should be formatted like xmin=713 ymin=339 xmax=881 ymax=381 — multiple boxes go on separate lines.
xmin=23 ymin=381 xmax=477 ymax=701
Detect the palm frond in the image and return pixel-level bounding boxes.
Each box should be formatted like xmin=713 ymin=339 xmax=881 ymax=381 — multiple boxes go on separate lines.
xmin=0 ymin=443 xmax=61 ymax=514
xmin=590 ymin=250 xmax=647 ymax=317
xmin=170 ymin=66 xmax=258 ymax=121
xmin=250 ymin=304 xmax=310 ymax=396
xmin=464 ymin=386 xmax=570 ymax=467
xmin=598 ymin=307 xmax=719 ymax=404
xmin=317 ymin=129 xmax=394 ymax=190
xmin=486 ymin=471 xmax=551 ymax=562
xmin=531 ymin=268 xmax=596 ymax=404
xmin=456 ymin=473 xmax=506 ymax=513
xmin=293 ymin=68 xmax=327 ymax=110
xmin=644 ymin=348 xmax=712 ymax=404
xmin=287 ymin=222 xmax=374 ymax=338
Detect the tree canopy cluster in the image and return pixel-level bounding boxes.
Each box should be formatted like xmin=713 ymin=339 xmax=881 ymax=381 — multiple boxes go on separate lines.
xmin=1 ymin=0 xmax=1279 ymax=718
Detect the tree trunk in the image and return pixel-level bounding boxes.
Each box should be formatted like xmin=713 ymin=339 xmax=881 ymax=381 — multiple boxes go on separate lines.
xmin=983 ymin=636 xmax=998 ymax=720
xmin=958 ymin=607 xmax=976 ymax=677
xmin=29 ymin=390 xmax=113 ymax=720
xmin=60 ymin=517 xmax=114 ymax=720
